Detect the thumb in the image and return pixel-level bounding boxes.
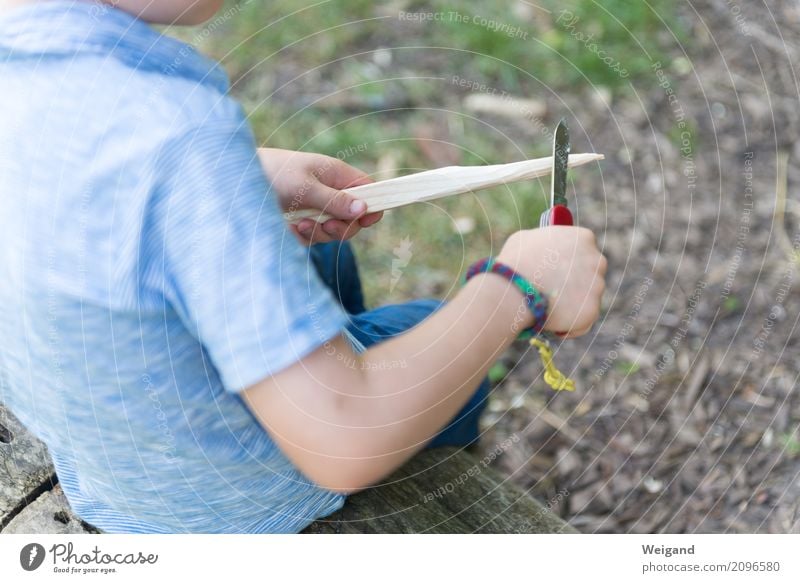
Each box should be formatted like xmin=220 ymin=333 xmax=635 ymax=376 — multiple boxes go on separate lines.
xmin=305 ymin=182 xmax=367 ymax=221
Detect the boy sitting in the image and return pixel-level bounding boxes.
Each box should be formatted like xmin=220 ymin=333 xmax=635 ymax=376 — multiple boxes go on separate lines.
xmin=0 ymin=0 xmax=606 ymax=533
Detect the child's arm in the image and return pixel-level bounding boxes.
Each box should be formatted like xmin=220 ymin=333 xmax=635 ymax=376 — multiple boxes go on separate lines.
xmin=242 ymin=226 xmax=606 ymax=493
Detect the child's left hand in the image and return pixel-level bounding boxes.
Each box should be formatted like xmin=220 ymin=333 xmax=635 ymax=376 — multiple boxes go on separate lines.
xmin=258 ymin=148 xmax=383 ymax=244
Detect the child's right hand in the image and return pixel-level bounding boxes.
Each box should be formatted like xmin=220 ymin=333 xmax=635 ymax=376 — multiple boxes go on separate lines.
xmin=497 ymin=226 xmax=607 ymax=338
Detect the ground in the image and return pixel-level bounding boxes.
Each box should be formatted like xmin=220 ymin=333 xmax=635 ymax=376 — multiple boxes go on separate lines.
xmin=2 ymin=0 xmax=799 ymax=533
xmin=479 ymin=0 xmax=800 ymax=533
xmin=192 ymin=0 xmax=798 ymax=533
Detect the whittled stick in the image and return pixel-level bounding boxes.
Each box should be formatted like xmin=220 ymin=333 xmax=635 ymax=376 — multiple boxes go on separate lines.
xmin=286 ymin=153 xmax=604 ymax=224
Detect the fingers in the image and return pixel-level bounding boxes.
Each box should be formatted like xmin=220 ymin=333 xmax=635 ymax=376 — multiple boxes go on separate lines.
xmin=288 ymin=156 xmax=382 ymax=240
xmin=294 ymin=218 xmax=363 ymax=245
xmin=323 ymin=157 xmax=374 ymax=190
xmin=304 ymin=157 xmax=374 ymax=220
xmin=304 ymin=183 xmax=368 ymax=222
xmin=296 ymin=177 xmax=384 ymax=243
xmin=358 ymin=211 xmax=383 ymax=228
xmin=289 ymin=223 xmax=313 ymax=246
xmin=565 ymin=325 xmax=593 ymax=339
xmin=295 ymin=212 xmax=383 ymax=244
xmin=566 ymin=255 xmax=606 ymax=336
xmin=598 ymin=253 xmax=608 ymax=276
xmin=307 ymin=157 xmax=379 ymax=217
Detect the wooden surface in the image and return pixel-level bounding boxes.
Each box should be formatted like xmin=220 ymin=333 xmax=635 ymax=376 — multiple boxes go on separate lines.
xmin=1 ymin=405 xmax=573 ymax=534
xmin=0 ymin=406 xmax=57 ymax=531
xmin=304 ymin=447 xmax=576 ymax=534
xmin=3 ymin=485 xmax=95 ymax=534
xmin=287 ymin=153 xmax=604 ymax=224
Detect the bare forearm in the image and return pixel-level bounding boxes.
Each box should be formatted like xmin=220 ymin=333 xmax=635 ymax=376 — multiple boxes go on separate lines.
xmin=354 ymin=274 xmax=526 ymax=450
xmin=244 ymin=275 xmax=528 ymax=491
xmin=243 ymin=227 xmax=606 ymax=492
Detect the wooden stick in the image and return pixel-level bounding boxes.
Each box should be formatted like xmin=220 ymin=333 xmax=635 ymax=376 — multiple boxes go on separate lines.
xmin=285 ymin=153 xmax=604 ymax=224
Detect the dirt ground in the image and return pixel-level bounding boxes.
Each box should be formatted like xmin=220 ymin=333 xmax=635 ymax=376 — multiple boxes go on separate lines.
xmin=479 ymin=0 xmax=800 ymax=533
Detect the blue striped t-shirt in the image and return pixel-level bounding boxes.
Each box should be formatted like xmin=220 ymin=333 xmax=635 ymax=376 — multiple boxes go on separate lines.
xmin=0 ymin=1 xmax=349 ymax=533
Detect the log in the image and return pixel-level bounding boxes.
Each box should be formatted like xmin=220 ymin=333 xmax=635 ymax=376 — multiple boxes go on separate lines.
xmin=0 ymin=406 xmax=56 ymax=530
xmin=286 ymin=153 xmax=604 ymax=224
xmin=2 ymin=485 xmax=94 ymax=534
xmin=1 ymin=406 xmax=574 ymax=534
xmin=304 ymin=447 xmax=576 ymax=534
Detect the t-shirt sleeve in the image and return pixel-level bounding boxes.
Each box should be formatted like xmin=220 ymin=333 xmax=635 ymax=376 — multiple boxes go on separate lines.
xmin=147 ymin=115 xmax=348 ymax=392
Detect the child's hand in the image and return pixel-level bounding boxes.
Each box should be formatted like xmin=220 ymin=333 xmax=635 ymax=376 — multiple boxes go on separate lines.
xmin=258 ymin=148 xmax=383 ymax=244
xmin=497 ymin=226 xmax=607 ymax=337
xmin=244 ymin=224 xmax=606 ymax=492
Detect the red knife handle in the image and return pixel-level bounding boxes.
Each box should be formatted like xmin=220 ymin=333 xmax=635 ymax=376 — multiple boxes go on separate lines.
xmin=548 ymin=205 xmax=573 ymax=226
xmin=541 ymin=205 xmax=573 ymax=337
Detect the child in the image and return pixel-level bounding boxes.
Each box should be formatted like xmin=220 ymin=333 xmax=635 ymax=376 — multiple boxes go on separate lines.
xmin=0 ymin=0 xmax=606 ymax=533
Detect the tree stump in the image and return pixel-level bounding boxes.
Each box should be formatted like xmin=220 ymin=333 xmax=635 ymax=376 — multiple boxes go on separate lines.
xmin=0 ymin=406 xmax=56 ymax=531
xmin=304 ymin=447 xmax=575 ymax=534
xmin=1 ymin=406 xmax=573 ymax=534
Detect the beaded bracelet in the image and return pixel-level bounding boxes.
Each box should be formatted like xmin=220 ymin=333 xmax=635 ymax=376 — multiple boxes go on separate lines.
xmin=463 ymin=257 xmax=548 ymax=338
xmin=463 ymin=257 xmax=575 ymax=392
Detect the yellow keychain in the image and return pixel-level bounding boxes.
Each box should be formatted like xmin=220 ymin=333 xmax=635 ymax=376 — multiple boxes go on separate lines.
xmin=531 ymin=338 xmax=575 ymax=392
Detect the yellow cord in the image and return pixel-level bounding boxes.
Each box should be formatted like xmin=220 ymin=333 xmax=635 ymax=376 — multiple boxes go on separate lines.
xmin=530 ymin=338 xmax=576 ymax=392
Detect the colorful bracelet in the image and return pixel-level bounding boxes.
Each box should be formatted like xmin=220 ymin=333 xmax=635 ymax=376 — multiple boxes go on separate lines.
xmin=463 ymin=257 xmax=548 ymax=338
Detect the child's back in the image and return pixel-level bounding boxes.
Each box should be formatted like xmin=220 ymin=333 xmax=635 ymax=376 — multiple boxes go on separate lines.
xmin=0 ymin=1 xmax=347 ymax=533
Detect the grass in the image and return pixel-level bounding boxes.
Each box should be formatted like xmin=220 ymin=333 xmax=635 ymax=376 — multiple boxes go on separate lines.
xmin=615 ymin=360 xmax=642 ymax=375
xmin=170 ymin=0 xmax=686 ymax=306
xmin=428 ymin=0 xmax=684 ymax=90
xmin=779 ymin=430 xmax=800 ymax=458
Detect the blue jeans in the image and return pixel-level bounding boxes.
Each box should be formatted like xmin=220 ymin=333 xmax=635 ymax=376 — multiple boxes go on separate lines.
xmin=310 ymin=241 xmax=489 ymax=448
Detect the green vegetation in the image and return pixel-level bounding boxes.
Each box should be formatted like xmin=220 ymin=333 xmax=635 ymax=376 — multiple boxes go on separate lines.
xmin=488 ymin=361 xmax=510 ymax=384
xmin=429 ymin=0 xmax=684 ymax=90
xmin=615 ymin=360 xmax=641 ymax=375
xmin=780 ymin=431 xmax=800 ymax=458
xmin=723 ymin=295 xmax=742 ymax=313
xmin=170 ymin=0 xmax=686 ymax=305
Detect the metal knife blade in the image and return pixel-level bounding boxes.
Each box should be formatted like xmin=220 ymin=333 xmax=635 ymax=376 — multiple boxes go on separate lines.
xmin=551 ymin=118 xmax=570 ymax=208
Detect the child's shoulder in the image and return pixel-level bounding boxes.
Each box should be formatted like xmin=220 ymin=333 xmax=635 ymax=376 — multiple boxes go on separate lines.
xmin=124 ymin=61 xmax=245 ymax=138
xmin=101 ymin=38 xmax=245 ymax=139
